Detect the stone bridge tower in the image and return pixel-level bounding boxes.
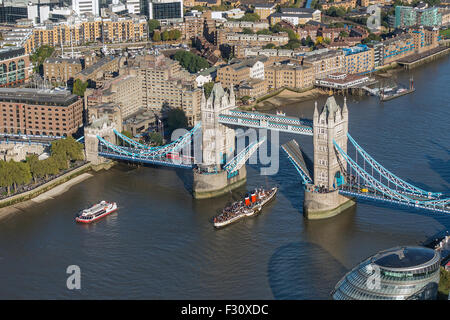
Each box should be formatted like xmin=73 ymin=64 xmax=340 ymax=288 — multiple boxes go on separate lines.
xmin=304 ymin=96 xmax=354 ymax=220
xmin=313 ymin=96 xmax=348 ymax=190
xmin=84 ymin=115 xmax=117 ymax=166
xmin=200 ymin=82 xmax=236 ymax=170
xmin=193 ymin=82 xmax=247 ymax=199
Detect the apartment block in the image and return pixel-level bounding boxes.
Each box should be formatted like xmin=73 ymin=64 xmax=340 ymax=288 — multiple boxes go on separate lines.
xmin=265 ymin=61 xmax=315 ymax=91
xmin=253 ymin=4 xmax=277 ymax=20
xmin=269 ymin=8 xmax=321 ymax=26
xmin=342 ymin=44 xmax=375 ymax=74
xmin=218 ymin=32 xmax=289 ymax=47
xmin=216 ymin=57 xmax=268 ymax=88
xmin=43 ymin=57 xmax=83 ymax=84
xmin=128 ymin=54 xmax=202 ymax=126
xmin=303 ymin=50 xmax=345 ymax=79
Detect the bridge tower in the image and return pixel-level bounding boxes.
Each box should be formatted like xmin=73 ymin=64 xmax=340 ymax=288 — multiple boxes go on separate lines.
xmin=304 ymin=96 xmax=355 ymax=219
xmin=313 ymin=95 xmax=348 ymax=189
xmin=84 ymin=115 xmax=117 ymax=167
xmin=193 ymin=83 xmax=247 ymax=199
xmin=200 ymin=82 xmax=236 ymax=170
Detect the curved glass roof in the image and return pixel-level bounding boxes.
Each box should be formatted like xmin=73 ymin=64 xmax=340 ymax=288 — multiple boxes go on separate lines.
xmin=372 ymin=246 xmax=436 ymax=269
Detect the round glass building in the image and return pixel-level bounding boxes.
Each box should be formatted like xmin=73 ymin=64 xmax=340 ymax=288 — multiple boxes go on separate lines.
xmin=332 ymin=246 xmax=441 ymax=300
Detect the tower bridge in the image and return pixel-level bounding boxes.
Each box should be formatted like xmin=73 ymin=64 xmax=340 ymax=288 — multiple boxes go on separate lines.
xmin=83 ymin=83 xmax=449 ymax=218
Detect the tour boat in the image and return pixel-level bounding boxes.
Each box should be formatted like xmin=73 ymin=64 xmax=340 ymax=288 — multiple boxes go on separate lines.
xmin=76 ymin=201 xmax=118 ymax=223
xmin=213 ymin=187 xmax=277 ymax=228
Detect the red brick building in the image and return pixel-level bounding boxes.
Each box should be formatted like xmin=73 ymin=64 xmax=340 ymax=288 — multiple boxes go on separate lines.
xmin=0 ymin=88 xmax=83 ymax=137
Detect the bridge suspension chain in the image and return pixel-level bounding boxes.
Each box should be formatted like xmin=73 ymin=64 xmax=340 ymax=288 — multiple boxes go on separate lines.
xmin=333 ymin=140 xmax=449 ymax=211
xmin=347 ymin=133 xmax=442 ymax=198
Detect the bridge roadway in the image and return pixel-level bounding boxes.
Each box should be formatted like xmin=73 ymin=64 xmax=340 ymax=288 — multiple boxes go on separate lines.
xmin=218 ymin=109 xmax=313 ymax=136
xmin=338 ymin=185 xmax=450 ymax=214
xmin=0 ymin=133 xmax=62 ymax=146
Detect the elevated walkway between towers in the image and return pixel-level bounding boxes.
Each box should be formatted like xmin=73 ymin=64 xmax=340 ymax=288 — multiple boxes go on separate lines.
xmin=218 ymin=109 xmax=313 ymax=136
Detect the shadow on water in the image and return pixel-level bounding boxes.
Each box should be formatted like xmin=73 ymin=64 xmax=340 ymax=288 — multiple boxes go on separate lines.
xmin=175 ymin=167 xmax=194 ymax=194
xmin=267 ymin=206 xmax=357 ymax=300
xmin=267 ymin=241 xmax=347 ymax=300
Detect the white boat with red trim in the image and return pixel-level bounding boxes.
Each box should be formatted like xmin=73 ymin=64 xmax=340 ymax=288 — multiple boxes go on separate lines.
xmin=76 ymin=201 xmax=118 ymax=223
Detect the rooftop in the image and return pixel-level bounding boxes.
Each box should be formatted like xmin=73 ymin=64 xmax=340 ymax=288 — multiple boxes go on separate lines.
xmin=0 ymin=88 xmax=79 ymax=106
xmin=372 ymin=246 xmax=438 ymax=269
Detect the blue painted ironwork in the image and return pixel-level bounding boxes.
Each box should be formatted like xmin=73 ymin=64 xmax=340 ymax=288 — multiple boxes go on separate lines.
xmin=218 ymin=110 xmax=313 ymax=136
xmin=281 ymin=140 xmax=313 ymax=185
xmin=96 ymin=123 xmax=201 ymax=169
xmin=333 ymin=139 xmax=450 ymax=213
xmin=347 ymin=133 xmax=442 ymax=198
xmin=223 ymin=136 xmax=266 ymax=178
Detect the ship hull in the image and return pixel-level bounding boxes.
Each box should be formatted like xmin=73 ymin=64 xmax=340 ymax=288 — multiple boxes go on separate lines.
xmin=213 ymin=188 xmax=277 ymax=228
xmin=76 ymin=203 xmax=118 ymax=223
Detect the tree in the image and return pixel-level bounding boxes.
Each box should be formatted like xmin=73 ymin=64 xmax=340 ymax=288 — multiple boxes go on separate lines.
xmin=0 ymin=161 xmax=13 ymax=194
xmin=262 ymin=43 xmax=276 ymax=49
xmin=240 ymin=12 xmax=260 ymax=22
xmin=203 ymin=81 xmax=214 ymax=98
xmin=30 ymin=45 xmax=55 ymax=73
xmin=153 ymin=31 xmax=161 ymax=42
xmin=167 ymin=108 xmax=188 ymax=135
xmin=162 ymin=30 xmax=170 ymax=41
xmin=173 ymin=50 xmax=210 ymax=73
xmin=323 ymin=37 xmax=331 ymax=45
xmin=119 ymin=130 xmax=134 ymax=146
xmin=10 ymin=161 xmax=31 ymax=192
xmin=148 ymin=132 xmax=163 ymax=146
xmin=148 ymin=19 xmax=160 ymax=35
xmin=256 ymin=29 xmax=272 ymax=35
xmin=50 ymin=137 xmax=84 ymax=170
xmin=27 ymin=154 xmax=45 ymax=183
xmin=72 ymin=79 xmax=88 ymax=97
xmin=339 ymin=31 xmax=349 ymax=38
xmin=242 ymin=28 xmax=253 ymax=34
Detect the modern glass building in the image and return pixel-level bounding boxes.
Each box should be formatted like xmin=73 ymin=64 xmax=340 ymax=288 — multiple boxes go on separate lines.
xmin=395 ymin=6 xmax=442 ymax=28
xmin=149 ymin=0 xmax=183 ymax=22
xmin=332 ymin=246 xmax=441 ymax=300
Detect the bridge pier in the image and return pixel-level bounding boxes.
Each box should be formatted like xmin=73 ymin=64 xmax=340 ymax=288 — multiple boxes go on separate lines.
xmin=193 ymin=165 xmax=247 ymax=199
xmin=303 ymin=189 xmax=355 ymax=220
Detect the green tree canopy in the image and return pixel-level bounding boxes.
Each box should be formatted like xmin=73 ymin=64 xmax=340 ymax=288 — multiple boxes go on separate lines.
xmin=148 ymin=132 xmax=163 ymax=146
xmin=203 ymin=81 xmax=214 ymax=98
xmin=51 ymin=137 xmax=84 ymax=166
xmin=167 ymin=108 xmax=188 ymax=135
xmin=242 ymin=28 xmax=254 ymax=34
xmin=30 ymin=45 xmax=55 ymax=73
xmin=262 ymin=43 xmax=276 ymax=49
xmin=72 ymin=79 xmax=89 ymax=97
xmin=173 ymin=50 xmax=210 ymax=73
xmin=153 ymin=30 xmax=161 ymax=42
xmin=148 ymin=19 xmax=160 ymax=35
xmin=240 ymin=12 xmax=260 ymax=22
xmin=161 ymin=30 xmax=170 ymax=41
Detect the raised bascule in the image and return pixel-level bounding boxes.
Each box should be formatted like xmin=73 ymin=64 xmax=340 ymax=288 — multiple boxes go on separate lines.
xmin=79 ymin=86 xmax=449 ymax=219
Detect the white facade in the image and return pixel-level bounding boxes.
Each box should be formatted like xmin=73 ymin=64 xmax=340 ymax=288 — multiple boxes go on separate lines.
xmin=126 ymin=0 xmax=141 ymax=14
xmin=249 ymin=61 xmax=265 ymax=80
xmin=195 ymin=74 xmax=212 ymax=87
xmin=72 ymin=0 xmax=99 ymax=16
xmin=27 ymin=4 xmax=50 ymax=25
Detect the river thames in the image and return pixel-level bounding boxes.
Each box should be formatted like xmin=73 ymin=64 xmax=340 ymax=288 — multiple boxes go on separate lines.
xmin=0 ymin=56 xmax=449 ymax=299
